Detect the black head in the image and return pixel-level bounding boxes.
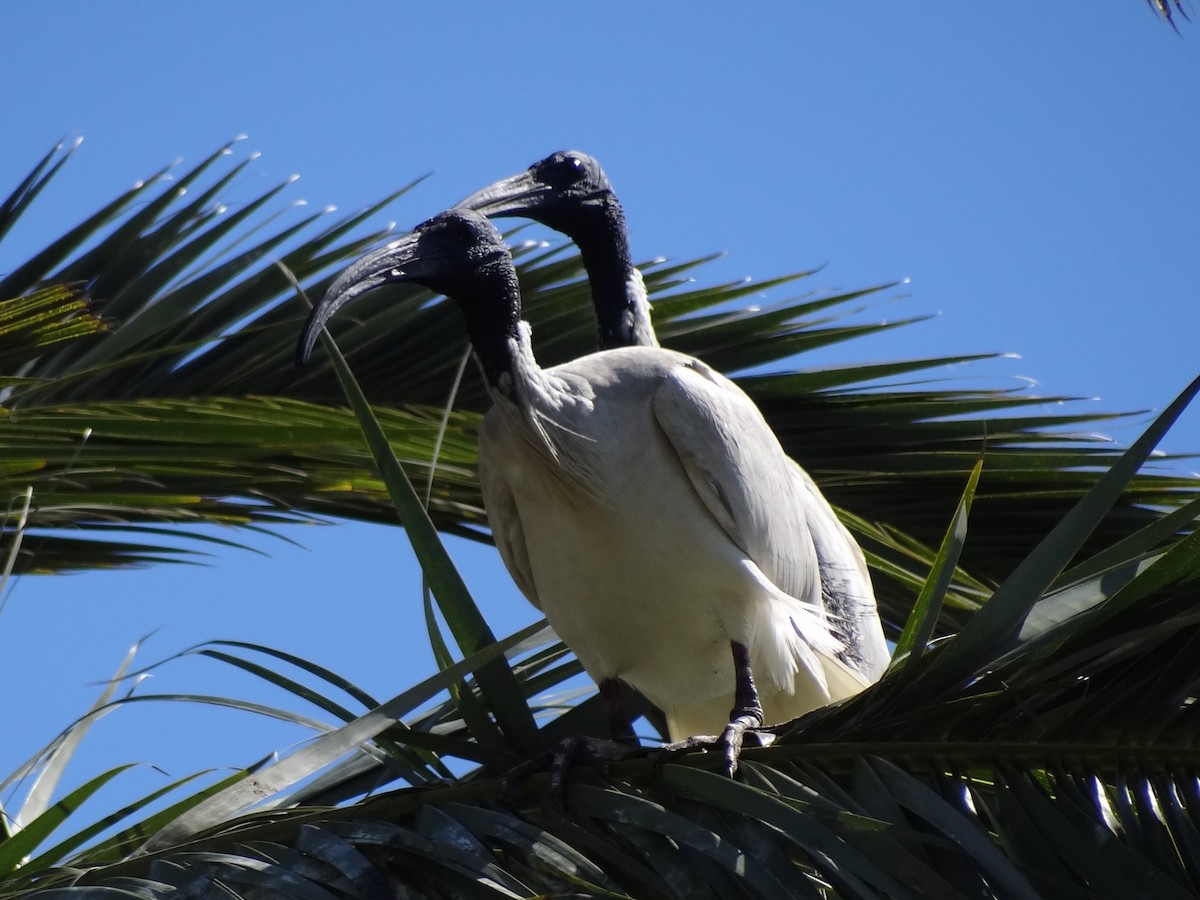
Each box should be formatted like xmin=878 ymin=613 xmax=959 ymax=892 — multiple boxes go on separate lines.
xmin=456 ymin=150 xmax=619 ymax=236
xmin=458 ymin=151 xmax=644 ymax=351
xmin=296 ymin=208 xmax=514 ymax=366
xmin=526 ymin=150 xmax=612 ymax=205
xmin=399 ymin=208 xmax=513 ymax=295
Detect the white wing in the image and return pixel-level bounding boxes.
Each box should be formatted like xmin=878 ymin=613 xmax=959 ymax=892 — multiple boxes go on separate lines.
xmin=651 ymin=359 xmax=819 ymax=603
xmin=651 ymin=357 xmax=887 ymax=694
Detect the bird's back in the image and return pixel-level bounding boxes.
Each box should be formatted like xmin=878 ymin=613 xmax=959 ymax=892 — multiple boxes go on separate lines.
xmin=479 ymin=345 xmax=856 ymax=737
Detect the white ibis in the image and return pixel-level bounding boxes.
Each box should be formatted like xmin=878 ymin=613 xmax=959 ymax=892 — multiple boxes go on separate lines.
xmin=459 ymin=152 xmax=890 ymax=717
xmin=298 ymin=208 xmax=872 ymax=775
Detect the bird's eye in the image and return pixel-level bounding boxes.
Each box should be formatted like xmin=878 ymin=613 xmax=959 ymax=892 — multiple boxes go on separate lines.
xmin=425 ymin=210 xmax=490 ymax=246
xmin=539 ymin=153 xmax=588 ymax=188
xmin=565 ymin=157 xmax=588 ymax=184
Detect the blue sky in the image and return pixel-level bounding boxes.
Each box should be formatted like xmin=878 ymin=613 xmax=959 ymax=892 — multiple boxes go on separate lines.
xmin=3 ymin=3 xmax=1199 ymax=824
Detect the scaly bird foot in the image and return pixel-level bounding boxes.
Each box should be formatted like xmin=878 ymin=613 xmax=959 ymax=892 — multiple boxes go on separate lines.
xmin=660 ymin=717 xmax=776 ymax=777
xmin=504 ymin=734 xmax=640 ymax=809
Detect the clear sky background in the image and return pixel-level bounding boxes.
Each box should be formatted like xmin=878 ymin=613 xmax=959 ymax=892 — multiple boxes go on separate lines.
xmin=3 ymin=3 xmax=1199 ymax=822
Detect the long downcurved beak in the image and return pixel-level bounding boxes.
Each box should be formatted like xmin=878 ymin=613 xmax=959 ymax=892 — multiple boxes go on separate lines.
xmin=296 ymin=231 xmax=433 ymax=366
xmin=455 ymin=170 xmax=551 ymax=219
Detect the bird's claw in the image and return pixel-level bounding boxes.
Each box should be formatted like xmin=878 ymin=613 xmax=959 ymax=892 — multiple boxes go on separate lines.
xmin=659 ymin=717 xmax=775 ymax=777
xmin=503 ymin=734 xmax=639 ymax=810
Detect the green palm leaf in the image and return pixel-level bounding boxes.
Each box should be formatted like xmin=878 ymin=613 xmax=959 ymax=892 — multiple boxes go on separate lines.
xmin=3 ymin=140 xmax=1195 ymax=644
xmin=13 ymin=388 xmax=1198 ymax=898
xmin=5 ymin=139 xmax=1200 ymax=897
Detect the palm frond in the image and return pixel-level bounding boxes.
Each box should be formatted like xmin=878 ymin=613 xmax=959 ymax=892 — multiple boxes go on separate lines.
xmin=1 ymin=396 xmax=489 ymax=574
xmin=0 ymin=284 xmax=105 ymax=372
xmin=1147 ymin=0 xmax=1190 ymax=29
xmin=12 ymin=379 xmax=1200 ymax=899
xmin=3 ymin=140 xmax=1196 ymax=648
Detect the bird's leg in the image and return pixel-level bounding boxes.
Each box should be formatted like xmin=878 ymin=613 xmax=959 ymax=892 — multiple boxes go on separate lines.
xmin=504 ymin=678 xmax=640 ymax=809
xmin=600 ymin=677 xmax=641 ymax=748
xmin=717 ymin=640 xmax=770 ymax=776
xmin=659 ymin=641 xmax=775 ymax=777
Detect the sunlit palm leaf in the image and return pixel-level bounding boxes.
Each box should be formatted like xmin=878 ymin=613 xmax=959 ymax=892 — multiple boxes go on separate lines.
xmin=0 ymin=284 xmax=104 ymax=371
xmin=0 ymin=396 xmax=491 ymax=574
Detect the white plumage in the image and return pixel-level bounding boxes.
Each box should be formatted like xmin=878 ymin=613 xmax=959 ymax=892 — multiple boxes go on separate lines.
xmin=301 ymin=196 xmax=887 ymax=773
xmin=460 ymin=152 xmax=890 ymax=737
xmin=479 ymin=335 xmax=866 ymax=740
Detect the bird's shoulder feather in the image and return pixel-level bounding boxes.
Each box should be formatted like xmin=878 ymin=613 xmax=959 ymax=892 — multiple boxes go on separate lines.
xmin=650 ymin=359 xmax=819 ymax=604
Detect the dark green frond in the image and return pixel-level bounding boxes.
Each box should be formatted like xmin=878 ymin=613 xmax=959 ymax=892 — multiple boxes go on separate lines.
xmin=13 ymin=392 xmax=1200 ymax=898
xmin=0 ymin=397 xmax=489 ymax=574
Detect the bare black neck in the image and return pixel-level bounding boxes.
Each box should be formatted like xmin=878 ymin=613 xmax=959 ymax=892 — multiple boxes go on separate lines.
xmin=452 ymin=261 xmax=524 ymax=389
xmin=570 ymin=202 xmax=643 ymax=351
